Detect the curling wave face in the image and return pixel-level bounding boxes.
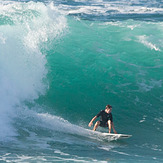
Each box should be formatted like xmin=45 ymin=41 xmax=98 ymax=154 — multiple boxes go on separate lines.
xmin=0 ymin=1 xmax=67 ymax=140
xmin=0 ymin=0 xmax=163 ymax=162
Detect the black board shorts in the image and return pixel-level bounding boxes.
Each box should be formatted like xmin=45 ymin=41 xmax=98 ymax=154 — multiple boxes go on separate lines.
xmin=99 ymin=120 xmax=108 ymax=127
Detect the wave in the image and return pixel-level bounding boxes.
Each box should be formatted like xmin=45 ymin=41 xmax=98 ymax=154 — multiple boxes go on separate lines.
xmin=54 ymin=0 xmax=163 ymax=21
xmin=0 ymin=0 xmax=163 ymax=162
xmin=0 ymin=1 xmax=67 ymax=140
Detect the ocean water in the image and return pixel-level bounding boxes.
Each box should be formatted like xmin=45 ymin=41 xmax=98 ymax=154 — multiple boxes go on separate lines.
xmin=0 ymin=0 xmax=163 ymax=162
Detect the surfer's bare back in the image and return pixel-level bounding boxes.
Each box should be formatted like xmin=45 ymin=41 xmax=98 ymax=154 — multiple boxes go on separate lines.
xmin=88 ymin=104 xmax=117 ymax=134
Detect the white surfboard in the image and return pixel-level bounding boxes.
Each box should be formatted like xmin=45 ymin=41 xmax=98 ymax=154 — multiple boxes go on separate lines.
xmin=90 ymin=130 xmax=132 ymax=141
xmin=101 ymin=133 xmax=132 ymax=140
xmin=87 ymin=129 xmax=132 ymax=141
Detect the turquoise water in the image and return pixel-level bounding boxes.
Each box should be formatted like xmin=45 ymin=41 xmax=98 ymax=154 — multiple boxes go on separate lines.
xmin=0 ymin=0 xmax=163 ymax=162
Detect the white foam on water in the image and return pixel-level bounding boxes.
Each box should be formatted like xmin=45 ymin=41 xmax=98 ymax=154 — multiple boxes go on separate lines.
xmin=54 ymin=149 xmax=70 ymax=156
xmin=55 ymin=0 xmax=163 ymax=17
xmin=99 ymin=145 xmax=130 ymax=157
xmin=0 ymin=1 xmax=67 ymax=140
xmin=138 ymin=35 xmax=161 ymax=51
xmin=155 ymin=117 xmax=163 ymax=123
xmin=98 ymin=145 xmax=116 ymax=152
xmin=0 ymin=154 xmax=105 ymax=163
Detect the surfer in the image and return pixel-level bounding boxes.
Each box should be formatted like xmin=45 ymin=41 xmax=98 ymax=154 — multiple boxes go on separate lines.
xmin=88 ymin=104 xmax=117 ymax=134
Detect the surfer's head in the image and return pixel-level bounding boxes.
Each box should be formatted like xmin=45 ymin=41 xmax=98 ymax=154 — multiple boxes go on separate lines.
xmin=105 ymin=104 xmax=112 ymax=113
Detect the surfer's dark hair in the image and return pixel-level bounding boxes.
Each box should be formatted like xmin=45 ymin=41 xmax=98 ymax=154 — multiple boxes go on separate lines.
xmin=106 ymin=104 xmax=112 ymax=108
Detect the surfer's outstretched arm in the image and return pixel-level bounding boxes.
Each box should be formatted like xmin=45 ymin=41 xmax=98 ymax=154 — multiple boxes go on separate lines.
xmin=108 ymin=120 xmax=112 ymax=133
xmin=88 ymin=116 xmax=97 ymax=127
xmin=112 ymin=122 xmax=117 ymax=134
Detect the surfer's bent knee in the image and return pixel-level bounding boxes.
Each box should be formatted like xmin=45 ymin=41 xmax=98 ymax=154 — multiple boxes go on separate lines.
xmin=93 ymin=121 xmax=100 ymax=131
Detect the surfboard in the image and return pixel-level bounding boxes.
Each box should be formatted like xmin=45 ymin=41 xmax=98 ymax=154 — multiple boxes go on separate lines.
xmin=87 ymin=129 xmax=132 ymax=141
xmin=101 ymin=133 xmax=132 ymax=140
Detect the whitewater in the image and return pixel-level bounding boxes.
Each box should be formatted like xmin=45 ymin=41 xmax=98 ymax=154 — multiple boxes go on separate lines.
xmin=0 ymin=0 xmax=163 ymax=162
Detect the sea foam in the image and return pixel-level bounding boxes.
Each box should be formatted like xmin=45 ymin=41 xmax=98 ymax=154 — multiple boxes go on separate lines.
xmin=0 ymin=1 xmax=67 ymax=140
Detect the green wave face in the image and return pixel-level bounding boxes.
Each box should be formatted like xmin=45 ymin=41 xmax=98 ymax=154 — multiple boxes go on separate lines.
xmin=0 ymin=1 xmax=163 ymax=162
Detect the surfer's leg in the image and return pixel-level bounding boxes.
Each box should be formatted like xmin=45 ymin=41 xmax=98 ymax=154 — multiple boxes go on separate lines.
xmin=107 ymin=120 xmax=112 ymax=133
xmin=93 ymin=121 xmax=100 ymax=131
